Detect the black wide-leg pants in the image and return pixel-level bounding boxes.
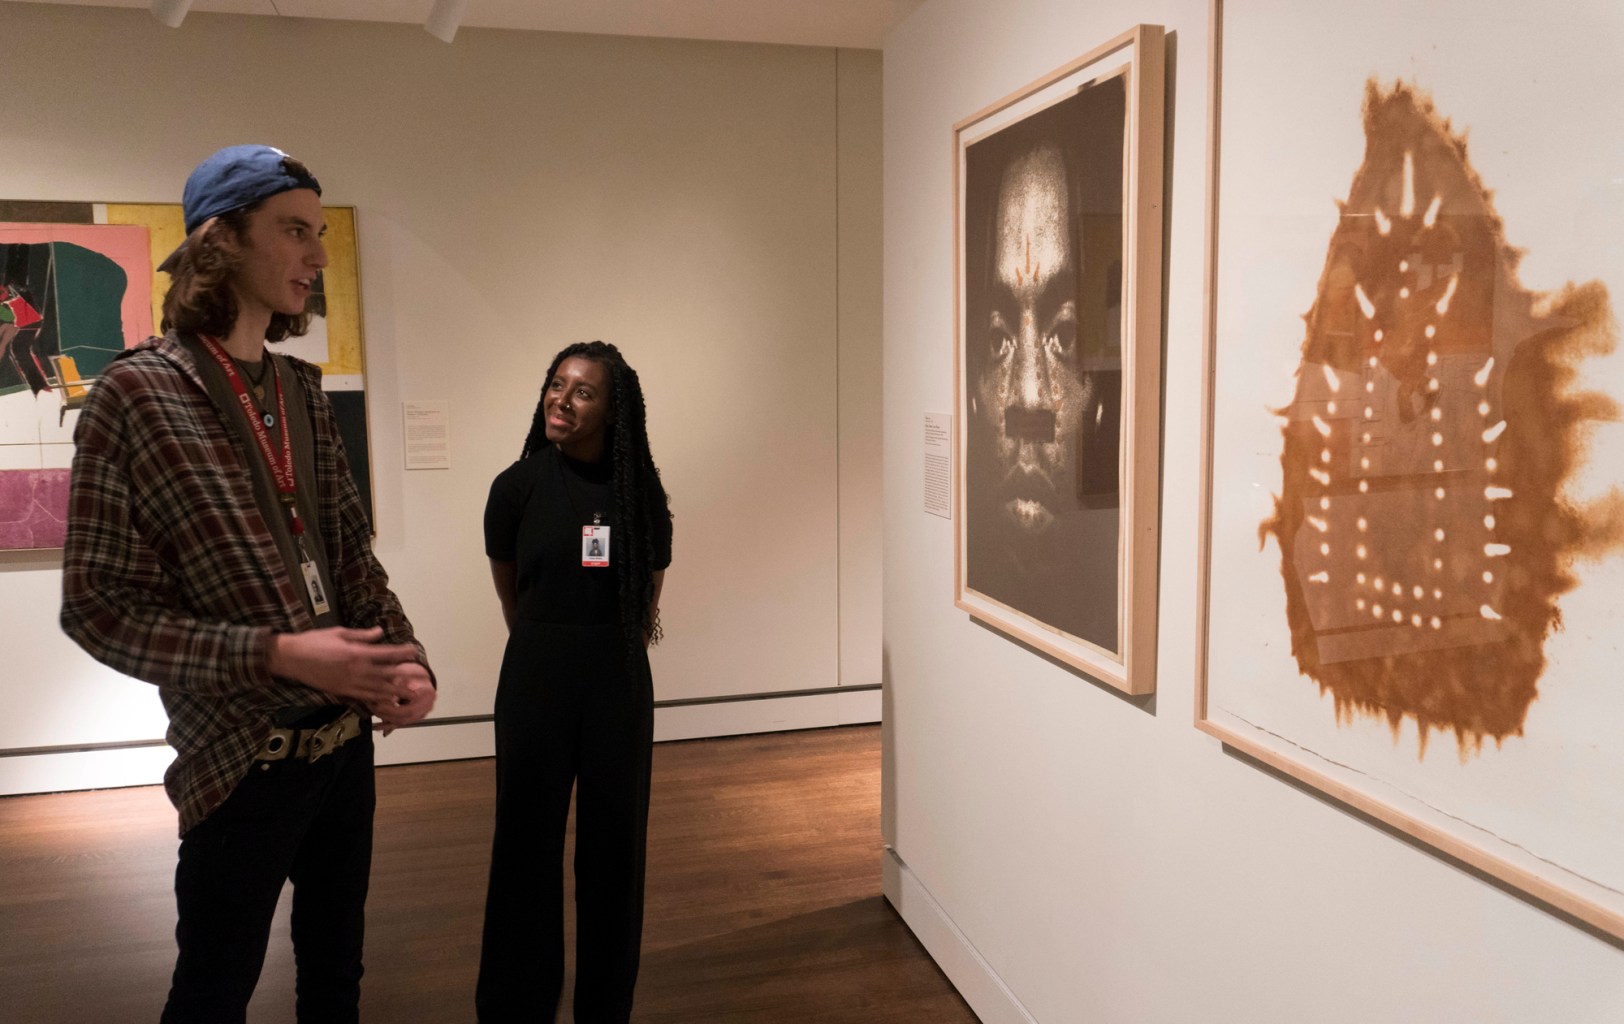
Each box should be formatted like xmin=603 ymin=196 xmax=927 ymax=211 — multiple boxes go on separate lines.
xmin=476 ymin=622 xmax=654 ymax=1024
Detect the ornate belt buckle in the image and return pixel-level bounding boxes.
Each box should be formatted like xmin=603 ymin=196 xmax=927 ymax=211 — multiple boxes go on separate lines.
xmin=307 ymin=723 xmax=334 ymax=762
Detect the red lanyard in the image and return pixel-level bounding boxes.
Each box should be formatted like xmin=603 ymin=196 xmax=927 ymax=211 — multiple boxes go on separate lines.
xmin=198 ymin=334 xmax=304 ymax=536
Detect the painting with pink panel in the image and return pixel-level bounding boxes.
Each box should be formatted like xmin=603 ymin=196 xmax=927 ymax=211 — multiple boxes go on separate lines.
xmin=0 ymin=198 xmax=375 ymax=549
xmin=0 ymin=214 xmax=152 ymax=549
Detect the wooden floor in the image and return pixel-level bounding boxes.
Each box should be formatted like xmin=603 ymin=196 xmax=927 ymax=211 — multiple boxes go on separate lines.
xmin=0 ymin=724 xmax=975 ymax=1023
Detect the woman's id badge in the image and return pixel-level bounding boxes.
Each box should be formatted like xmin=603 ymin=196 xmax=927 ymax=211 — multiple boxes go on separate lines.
xmin=582 ymin=525 xmax=610 ymax=567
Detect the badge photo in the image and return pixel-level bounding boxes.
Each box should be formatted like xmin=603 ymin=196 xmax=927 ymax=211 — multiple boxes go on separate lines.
xmin=582 ymin=524 xmax=611 ymax=568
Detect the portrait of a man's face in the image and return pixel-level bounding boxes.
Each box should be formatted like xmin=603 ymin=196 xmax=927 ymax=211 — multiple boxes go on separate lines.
xmin=977 ymin=144 xmax=1086 ymax=538
xmin=963 ymin=73 xmax=1127 ymax=651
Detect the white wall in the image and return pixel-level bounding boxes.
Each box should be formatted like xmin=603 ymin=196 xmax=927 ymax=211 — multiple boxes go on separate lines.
xmin=881 ymin=1 xmax=1624 ymax=1022
xmin=0 ymin=2 xmax=881 ymax=793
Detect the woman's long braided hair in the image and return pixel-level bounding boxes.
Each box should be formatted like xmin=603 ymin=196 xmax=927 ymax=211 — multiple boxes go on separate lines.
xmin=520 ymin=341 xmax=671 ymax=662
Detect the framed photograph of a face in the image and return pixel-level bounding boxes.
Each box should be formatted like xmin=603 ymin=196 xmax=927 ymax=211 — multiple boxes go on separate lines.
xmin=1198 ymin=0 xmax=1624 ymax=938
xmin=954 ymin=25 xmax=1165 ymax=694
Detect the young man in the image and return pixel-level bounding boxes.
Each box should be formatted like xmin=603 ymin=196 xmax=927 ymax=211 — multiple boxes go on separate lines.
xmin=60 ymin=145 xmax=435 ymax=1024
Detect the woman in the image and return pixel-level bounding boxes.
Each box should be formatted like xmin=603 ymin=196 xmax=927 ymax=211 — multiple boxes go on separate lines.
xmin=477 ymin=341 xmax=672 ymax=1024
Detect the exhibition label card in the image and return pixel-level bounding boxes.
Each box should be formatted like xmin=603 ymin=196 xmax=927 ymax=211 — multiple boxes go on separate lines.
xmin=403 ymin=400 xmax=450 ymax=470
xmin=925 ymin=412 xmax=952 ymax=519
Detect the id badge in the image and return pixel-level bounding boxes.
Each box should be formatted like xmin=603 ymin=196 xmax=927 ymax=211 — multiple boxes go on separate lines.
xmin=301 ymin=557 xmax=333 ymax=615
xmin=582 ymin=525 xmax=611 ymax=567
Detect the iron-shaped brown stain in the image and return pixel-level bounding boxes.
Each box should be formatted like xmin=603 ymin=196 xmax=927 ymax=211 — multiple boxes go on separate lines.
xmin=1262 ymin=80 xmax=1624 ymax=756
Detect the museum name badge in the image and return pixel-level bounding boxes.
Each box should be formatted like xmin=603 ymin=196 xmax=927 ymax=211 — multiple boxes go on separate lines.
xmin=582 ymin=525 xmax=610 ymax=568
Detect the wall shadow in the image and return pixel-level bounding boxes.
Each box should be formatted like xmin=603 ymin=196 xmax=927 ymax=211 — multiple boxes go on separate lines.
xmin=1219 ymin=740 xmax=1624 ymax=952
xmin=970 ymin=615 xmax=1156 ymax=715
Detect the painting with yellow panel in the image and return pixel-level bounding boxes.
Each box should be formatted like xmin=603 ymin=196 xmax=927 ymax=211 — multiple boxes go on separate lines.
xmin=0 ymin=199 xmax=374 ymax=549
xmin=104 ymin=203 xmax=368 ymax=381
xmin=100 ymin=204 xmax=181 ymax=337
xmin=318 ymin=207 xmax=365 ymax=378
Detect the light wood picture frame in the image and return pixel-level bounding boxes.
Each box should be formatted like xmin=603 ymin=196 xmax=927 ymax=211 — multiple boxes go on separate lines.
xmin=1197 ymin=0 xmax=1624 ymax=940
xmin=953 ymin=24 xmax=1166 ymax=695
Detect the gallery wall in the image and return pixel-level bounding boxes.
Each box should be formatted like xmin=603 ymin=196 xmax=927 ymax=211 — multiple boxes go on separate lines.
xmin=0 ymin=2 xmax=881 ymax=793
xmin=881 ymin=1 xmax=1624 ymax=1021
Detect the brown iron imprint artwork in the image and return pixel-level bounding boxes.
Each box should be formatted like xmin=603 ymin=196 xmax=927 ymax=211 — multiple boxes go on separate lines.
xmin=1262 ymin=81 xmax=1624 ymax=756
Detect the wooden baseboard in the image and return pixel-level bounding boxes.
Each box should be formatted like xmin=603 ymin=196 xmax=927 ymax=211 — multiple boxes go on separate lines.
xmin=655 ymin=686 xmax=881 ymax=741
xmin=882 ymin=846 xmax=1037 ymax=1024
xmin=0 ymin=744 xmax=176 ymax=799
xmin=0 ymin=689 xmax=883 ymax=796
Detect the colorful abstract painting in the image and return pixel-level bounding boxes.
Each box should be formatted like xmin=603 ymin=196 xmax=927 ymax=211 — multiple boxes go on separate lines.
xmin=0 ymin=201 xmax=373 ymax=550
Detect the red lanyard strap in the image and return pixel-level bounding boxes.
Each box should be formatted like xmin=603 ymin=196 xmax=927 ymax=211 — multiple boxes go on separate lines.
xmin=199 ymin=334 xmax=304 ymax=535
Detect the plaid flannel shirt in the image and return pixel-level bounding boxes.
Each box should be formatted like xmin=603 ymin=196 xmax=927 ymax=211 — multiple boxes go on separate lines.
xmin=61 ymin=333 xmax=429 ymax=836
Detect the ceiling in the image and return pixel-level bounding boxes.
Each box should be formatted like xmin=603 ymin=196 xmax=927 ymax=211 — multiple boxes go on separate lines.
xmin=34 ymin=0 xmax=925 ymax=49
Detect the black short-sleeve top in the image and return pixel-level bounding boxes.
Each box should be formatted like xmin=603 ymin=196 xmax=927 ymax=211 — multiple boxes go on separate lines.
xmin=484 ymin=446 xmax=671 ymax=626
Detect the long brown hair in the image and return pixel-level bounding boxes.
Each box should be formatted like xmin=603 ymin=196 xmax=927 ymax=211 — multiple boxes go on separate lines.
xmin=160 ymin=181 xmax=319 ymax=341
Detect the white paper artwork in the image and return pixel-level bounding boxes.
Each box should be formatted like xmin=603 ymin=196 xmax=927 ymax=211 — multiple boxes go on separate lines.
xmin=1201 ymin=0 xmax=1624 ymax=938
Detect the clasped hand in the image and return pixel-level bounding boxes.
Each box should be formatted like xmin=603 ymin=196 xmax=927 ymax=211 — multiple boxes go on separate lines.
xmin=268 ymin=626 xmax=437 ymax=733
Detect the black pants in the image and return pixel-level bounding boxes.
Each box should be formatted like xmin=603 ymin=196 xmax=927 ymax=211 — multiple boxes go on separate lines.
xmin=160 ymin=729 xmax=376 ymax=1024
xmin=477 ymin=622 xmax=654 ymax=1024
